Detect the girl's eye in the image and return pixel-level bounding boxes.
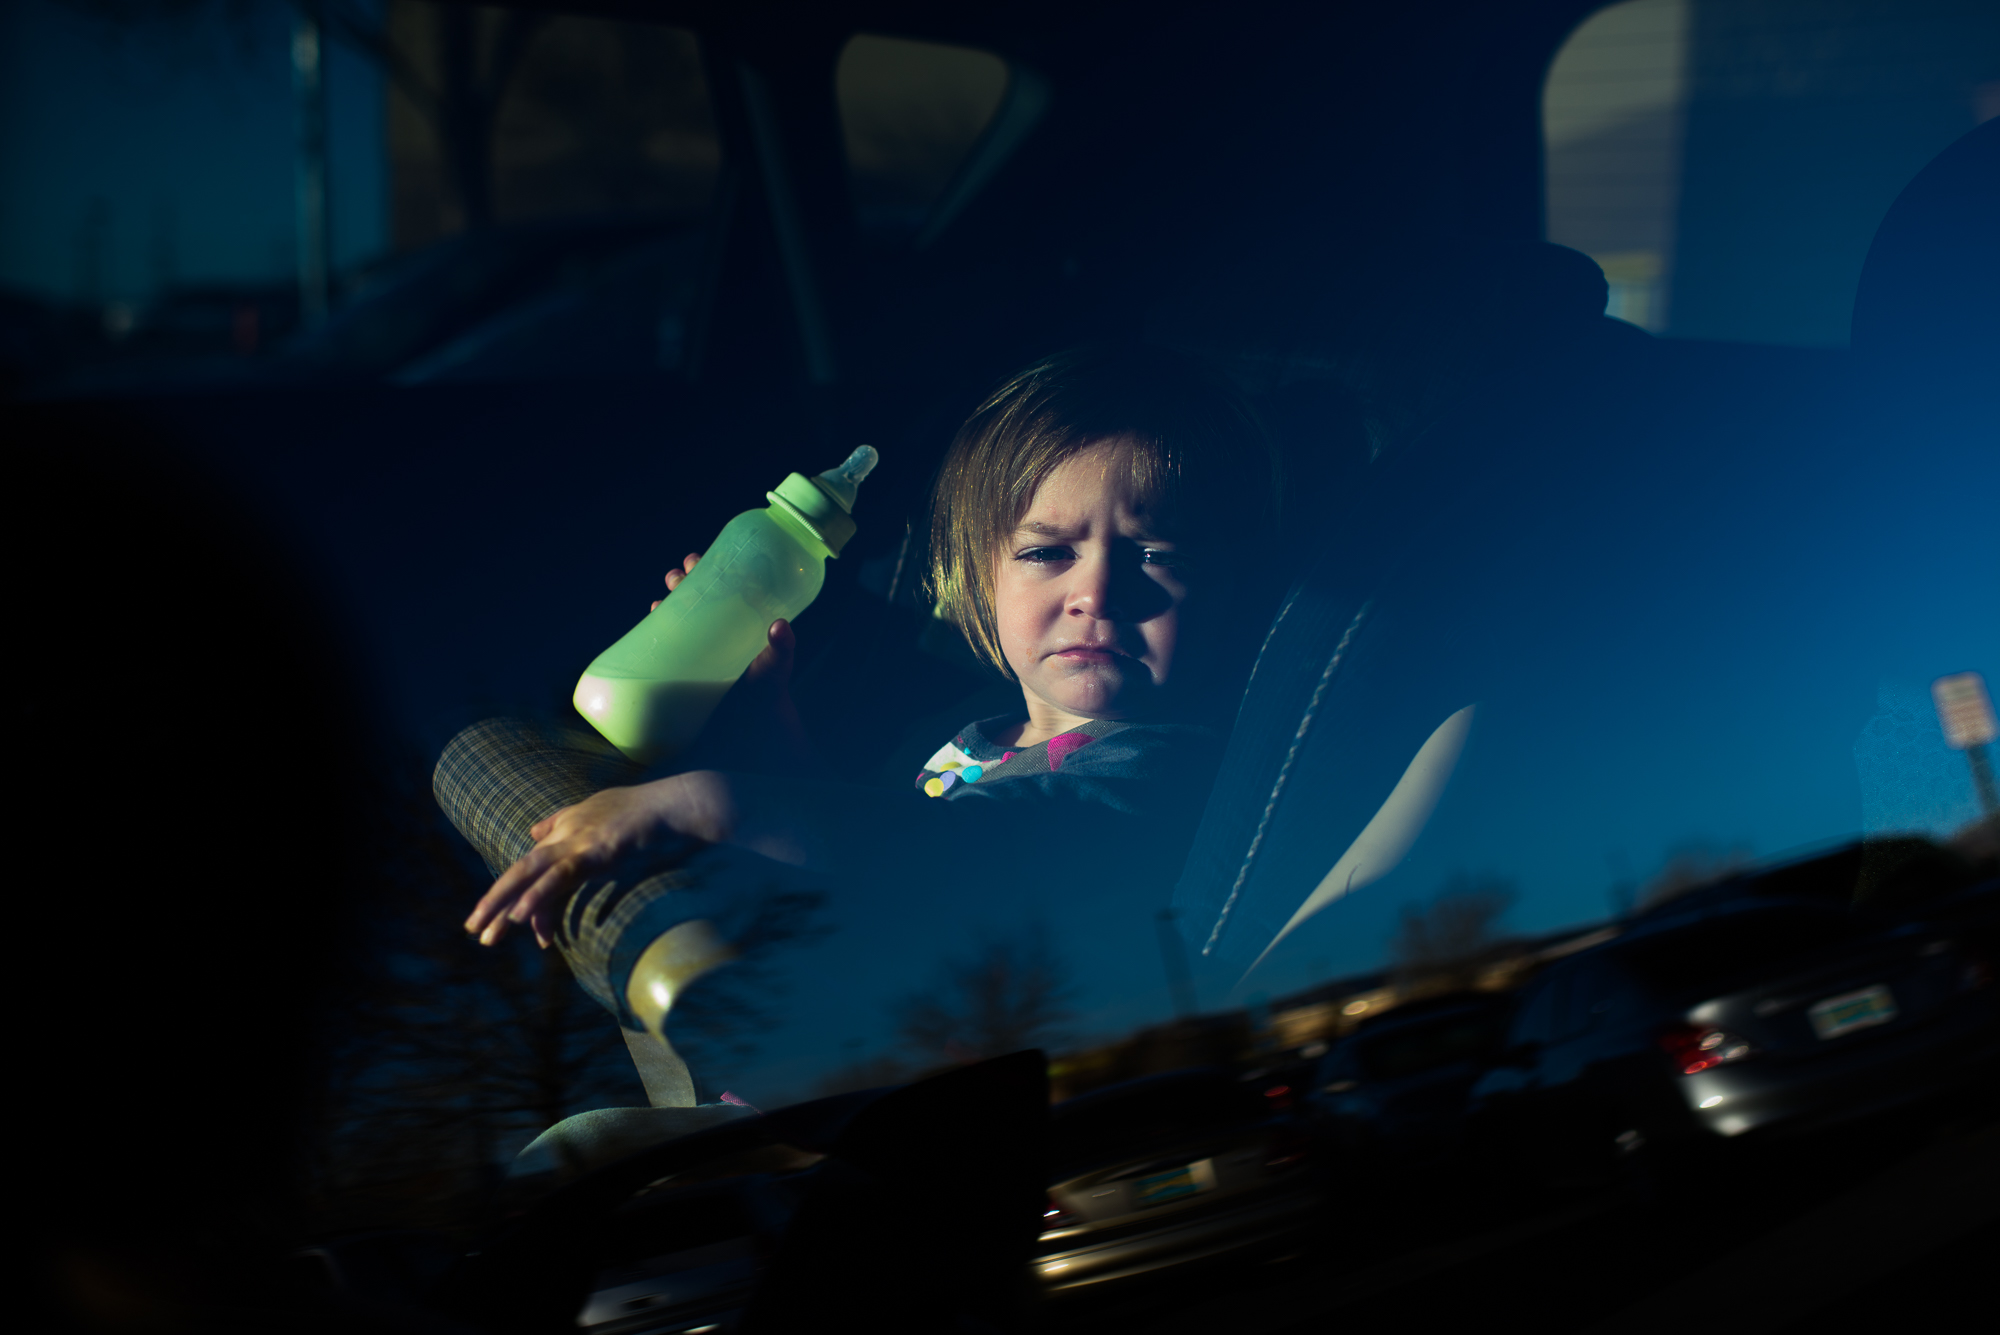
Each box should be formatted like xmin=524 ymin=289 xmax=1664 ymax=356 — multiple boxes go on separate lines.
xmin=1017 ymin=547 xmax=1074 ymax=563
xmin=1141 ymin=549 xmax=1181 ymax=568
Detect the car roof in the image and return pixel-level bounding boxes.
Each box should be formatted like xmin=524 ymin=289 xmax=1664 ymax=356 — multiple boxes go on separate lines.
xmin=1349 ymin=992 xmax=1508 ymax=1037
xmin=1051 ymin=1065 xmax=1240 ymax=1115
xmin=1611 ymin=896 xmax=1854 ymax=949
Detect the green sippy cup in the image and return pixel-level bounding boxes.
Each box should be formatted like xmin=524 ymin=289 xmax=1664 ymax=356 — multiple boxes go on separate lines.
xmin=574 ymin=445 xmax=878 ymax=763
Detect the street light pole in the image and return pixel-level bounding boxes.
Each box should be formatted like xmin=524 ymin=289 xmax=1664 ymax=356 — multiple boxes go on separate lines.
xmin=1933 ymin=672 xmax=1999 ymax=819
xmin=1967 ymin=744 xmax=1999 ymax=818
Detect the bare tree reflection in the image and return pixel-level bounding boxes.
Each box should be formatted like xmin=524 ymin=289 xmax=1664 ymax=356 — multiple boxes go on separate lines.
xmin=669 ymin=888 xmax=834 ymax=1074
xmin=1389 ymin=876 xmax=1520 ymax=994
xmin=313 ymin=754 xmax=639 ymax=1235
xmin=811 ymin=925 xmax=1078 ymax=1097
xmin=313 ymin=751 xmax=826 ymax=1234
xmin=1633 ymin=845 xmax=1753 ymax=913
xmin=895 ymin=924 xmax=1079 ymax=1065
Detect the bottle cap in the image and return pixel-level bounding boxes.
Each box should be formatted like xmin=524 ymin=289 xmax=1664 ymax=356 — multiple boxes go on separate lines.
xmin=769 ymin=445 xmax=877 ymax=556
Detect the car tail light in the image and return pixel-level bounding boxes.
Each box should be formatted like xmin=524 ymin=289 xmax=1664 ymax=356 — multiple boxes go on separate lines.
xmin=1262 ymin=1083 xmax=1295 ymax=1112
xmin=1265 ymin=1126 xmax=1312 ymax=1171
xmin=1042 ymin=1195 xmax=1079 ymax=1230
xmin=1657 ymin=1022 xmax=1757 ymax=1075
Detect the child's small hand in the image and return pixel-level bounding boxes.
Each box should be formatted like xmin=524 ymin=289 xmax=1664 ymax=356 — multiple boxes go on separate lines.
xmin=742 ymin=618 xmax=796 ymax=689
xmin=642 ymin=552 xmax=812 ymax=774
xmin=647 ymin=551 xmax=796 ymax=690
xmin=650 ymin=552 xmax=702 ymax=611
xmin=463 ymin=774 xmax=732 ymax=949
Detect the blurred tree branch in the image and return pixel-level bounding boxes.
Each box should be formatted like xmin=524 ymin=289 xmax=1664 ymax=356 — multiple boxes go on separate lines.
xmin=309 ymin=737 xmax=834 ymax=1234
xmin=1389 ymin=876 xmax=1519 ymax=993
xmin=807 ymin=924 xmax=1078 ymax=1100
xmin=895 ymin=924 xmax=1078 ymax=1066
xmin=1633 ymin=845 xmax=1752 ymax=913
xmin=311 ymin=747 xmax=641 ymax=1233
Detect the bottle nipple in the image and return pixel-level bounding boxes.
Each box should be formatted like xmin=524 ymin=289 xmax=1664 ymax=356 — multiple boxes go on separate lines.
xmin=815 ymin=445 xmax=878 ymax=512
xmin=769 ymin=445 xmax=879 ymax=557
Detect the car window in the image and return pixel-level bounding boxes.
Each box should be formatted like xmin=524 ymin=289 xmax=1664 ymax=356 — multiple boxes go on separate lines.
xmin=391 ymin=9 xmax=719 ymax=247
xmin=1049 ymin=1077 xmax=1269 ymax=1176
xmin=1615 ymin=909 xmax=1867 ymax=998
xmin=1171 ymin=347 xmax=1993 ymax=1018
xmin=1547 ymin=955 xmax=1630 ymax=1038
xmin=358 ymin=7 xmax=725 ymax=381
xmin=1551 ymin=965 xmax=1598 ymax=1041
xmin=18 ymin=0 xmax=1997 ymax=1264
xmin=1542 ymin=0 xmax=1688 ymax=330
xmin=1509 ymin=979 xmax=1559 ymax=1049
xmin=1578 ymin=958 xmax=1632 ymax=1028
xmin=836 ymin=33 xmax=1011 ymax=239
xmin=1318 ymin=1044 xmax=1363 ymax=1086
xmin=1356 ymin=1009 xmax=1508 ymax=1078
xmin=1543 ymin=0 xmax=1999 ymax=344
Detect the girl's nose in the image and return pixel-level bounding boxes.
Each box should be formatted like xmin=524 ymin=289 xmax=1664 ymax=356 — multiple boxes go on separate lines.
xmin=1066 ymin=549 xmax=1171 ymax=622
xmin=1064 ymin=552 xmax=1115 ymax=619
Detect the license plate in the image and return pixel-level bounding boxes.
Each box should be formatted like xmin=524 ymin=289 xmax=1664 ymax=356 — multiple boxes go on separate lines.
xmin=1132 ymin=1159 xmax=1217 ymax=1206
xmin=1808 ymin=984 xmax=1897 ymax=1040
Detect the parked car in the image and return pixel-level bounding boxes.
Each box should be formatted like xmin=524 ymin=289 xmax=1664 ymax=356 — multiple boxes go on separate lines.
xmin=1466 ymin=899 xmax=1997 ymax=1196
xmin=561 ymin=1065 xmax=1323 ymax=1321
xmin=561 ymin=1066 xmax=1324 ymax=1325
xmin=1306 ymin=991 xmax=1515 ymax=1185
xmin=1625 ymin=836 xmax=1997 ymax=926
xmin=312 ymin=1063 xmax=1050 ymax=1334
xmin=1034 ymin=1067 xmax=1320 ymax=1296
xmin=573 ymin=1172 xmax=801 ymax=1335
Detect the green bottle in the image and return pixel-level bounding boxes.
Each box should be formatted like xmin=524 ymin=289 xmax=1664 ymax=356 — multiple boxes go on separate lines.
xmin=575 ymin=446 xmax=878 ymax=764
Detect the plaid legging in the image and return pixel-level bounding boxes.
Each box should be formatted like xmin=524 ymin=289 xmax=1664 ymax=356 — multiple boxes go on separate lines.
xmin=433 ymin=717 xmax=709 ymax=1106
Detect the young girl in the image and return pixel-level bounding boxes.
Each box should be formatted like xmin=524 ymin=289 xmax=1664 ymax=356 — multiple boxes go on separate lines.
xmin=437 ymin=344 xmax=1282 ymax=1144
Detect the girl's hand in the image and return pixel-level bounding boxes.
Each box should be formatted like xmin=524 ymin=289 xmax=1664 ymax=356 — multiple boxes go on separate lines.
xmin=463 ymin=777 xmax=729 ymax=948
xmin=650 ymin=552 xmax=703 ymax=611
xmin=650 ymin=551 xmax=797 ymax=692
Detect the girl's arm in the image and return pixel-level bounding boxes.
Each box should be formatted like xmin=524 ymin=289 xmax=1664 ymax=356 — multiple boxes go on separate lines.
xmin=465 ymin=766 xmax=1134 ymax=947
xmin=464 ymin=771 xmax=914 ymax=946
xmin=466 ymin=772 xmax=734 ymax=947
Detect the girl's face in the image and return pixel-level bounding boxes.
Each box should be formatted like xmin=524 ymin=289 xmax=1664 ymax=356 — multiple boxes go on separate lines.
xmin=992 ymin=440 xmax=1193 ymax=721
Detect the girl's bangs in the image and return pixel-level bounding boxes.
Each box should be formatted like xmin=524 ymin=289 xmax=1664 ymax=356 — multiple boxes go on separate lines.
xmin=998 ymin=429 xmax=1179 ymax=536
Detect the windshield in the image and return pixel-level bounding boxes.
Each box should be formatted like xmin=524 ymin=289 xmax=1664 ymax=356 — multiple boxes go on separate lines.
xmin=14 ymin=1 xmax=1997 ymax=1326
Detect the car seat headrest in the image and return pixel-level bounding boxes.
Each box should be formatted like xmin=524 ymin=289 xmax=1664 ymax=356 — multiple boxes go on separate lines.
xmin=1851 ymin=117 xmax=2000 ymax=376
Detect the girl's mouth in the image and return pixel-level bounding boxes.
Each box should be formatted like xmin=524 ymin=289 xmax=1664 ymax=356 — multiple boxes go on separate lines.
xmin=1052 ymin=646 xmax=1131 ymax=665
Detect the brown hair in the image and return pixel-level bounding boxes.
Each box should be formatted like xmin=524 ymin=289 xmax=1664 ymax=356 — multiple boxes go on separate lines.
xmin=926 ymin=344 xmax=1279 ymax=678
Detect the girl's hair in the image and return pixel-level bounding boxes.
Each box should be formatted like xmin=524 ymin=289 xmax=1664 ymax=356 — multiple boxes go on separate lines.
xmin=926 ymin=343 xmax=1280 ymax=678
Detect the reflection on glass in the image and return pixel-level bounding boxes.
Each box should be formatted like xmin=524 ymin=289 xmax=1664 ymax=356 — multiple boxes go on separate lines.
xmin=837 ymin=33 xmax=1009 ymax=235
xmin=1543 ymin=0 xmax=1689 ymax=333
xmin=389 ymin=6 xmax=719 ymax=244
xmin=1543 ymin=0 xmax=1999 ymax=345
